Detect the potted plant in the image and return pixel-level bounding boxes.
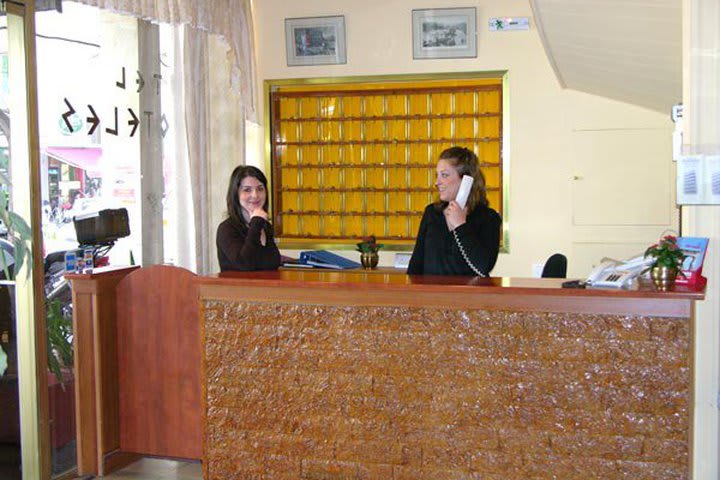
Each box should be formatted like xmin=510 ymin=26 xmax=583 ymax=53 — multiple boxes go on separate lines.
xmin=356 ymin=235 xmax=384 ymax=269
xmin=644 ymin=235 xmax=686 ymax=291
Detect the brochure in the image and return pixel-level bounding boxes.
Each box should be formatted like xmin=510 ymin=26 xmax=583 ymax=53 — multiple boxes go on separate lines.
xmin=675 ymin=236 xmax=709 ymax=287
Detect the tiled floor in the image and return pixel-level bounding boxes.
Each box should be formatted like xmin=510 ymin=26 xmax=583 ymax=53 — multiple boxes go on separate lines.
xmin=78 ymin=458 xmax=202 ymax=479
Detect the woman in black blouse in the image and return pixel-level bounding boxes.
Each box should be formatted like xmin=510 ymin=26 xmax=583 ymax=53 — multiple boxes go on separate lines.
xmin=216 ymin=166 xmax=281 ymax=271
xmin=407 ymin=146 xmax=501 ymax=276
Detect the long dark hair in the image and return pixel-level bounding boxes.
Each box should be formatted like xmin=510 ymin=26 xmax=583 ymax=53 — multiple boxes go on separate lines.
xmin=226 ymin=165 xmax=269 ymax=226
xmin=437 ymin=146 xmax=488 ymax=211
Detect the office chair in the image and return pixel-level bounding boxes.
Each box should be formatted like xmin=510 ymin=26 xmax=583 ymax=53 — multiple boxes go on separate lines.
xmin=541 ymin=253 xmax=567 ymax=278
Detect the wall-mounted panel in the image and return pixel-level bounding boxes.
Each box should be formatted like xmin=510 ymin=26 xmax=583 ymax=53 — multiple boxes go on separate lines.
xmin=268 ymin=76 xmax=505 ymax=248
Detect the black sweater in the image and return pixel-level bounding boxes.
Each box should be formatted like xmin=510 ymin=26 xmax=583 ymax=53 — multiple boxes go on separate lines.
xmin=407 ymin=203 xmax=501 ymax=276
xmin=216 ymin=217 xmax=281 ymax=271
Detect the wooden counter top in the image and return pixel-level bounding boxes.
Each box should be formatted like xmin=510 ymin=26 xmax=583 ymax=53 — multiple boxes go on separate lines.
xmin=65 ymin=265 xmax=140 ymax=280
xmin=197 ymin=269 xmax=705 ymax=301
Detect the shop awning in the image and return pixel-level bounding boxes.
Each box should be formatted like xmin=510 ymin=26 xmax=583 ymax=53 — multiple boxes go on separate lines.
xmin=46 ymin=147 xmax=102 ymax=178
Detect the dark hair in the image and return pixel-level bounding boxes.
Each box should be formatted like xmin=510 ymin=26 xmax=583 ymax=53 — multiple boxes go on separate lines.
xmin=226 ymin=165 xmax=269 ymax=226
xmin=438 ymin=146 xmax=488 ymax=211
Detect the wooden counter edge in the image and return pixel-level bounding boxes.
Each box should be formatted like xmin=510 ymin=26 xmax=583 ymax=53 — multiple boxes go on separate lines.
xmin=197 ymin=282 xmax=693 ymax=318
xmin=195 ymin=272 xmax=705 ymax=302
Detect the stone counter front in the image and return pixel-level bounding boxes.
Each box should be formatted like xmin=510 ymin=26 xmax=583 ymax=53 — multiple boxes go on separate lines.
xmin=201 ymin=277 xmax=692 ymax=480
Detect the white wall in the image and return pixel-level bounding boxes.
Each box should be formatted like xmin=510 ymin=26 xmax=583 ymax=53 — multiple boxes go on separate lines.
xmin=251 ymin=0 xmax=677 ymax=277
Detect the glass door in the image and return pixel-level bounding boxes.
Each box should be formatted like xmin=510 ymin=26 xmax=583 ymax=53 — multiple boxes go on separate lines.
xmin=1 ymin=1 xmax=49 ymax=479
xmin=31 ymin=4 xmax=171 ymax=477
xmin=0 ymin=10 xmax=21 ymax=480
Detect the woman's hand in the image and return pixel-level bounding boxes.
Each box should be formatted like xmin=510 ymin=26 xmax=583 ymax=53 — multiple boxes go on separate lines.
xmin=248 ymin=207 xmax=269 ymax=245
xmin=444 ymin=200 xmax=467 ymax=230
xmin=250 ymin=207 xmax=268 ymax=221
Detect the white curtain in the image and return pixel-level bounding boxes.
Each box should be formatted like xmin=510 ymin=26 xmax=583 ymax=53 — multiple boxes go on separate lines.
xmin=161 ymin=25 xmax=197 ymax=272
xmin=164 ymin=27 xmax=249 ymax=274
xmin=72 ymin=0 xmax=257 ymax=121
xmin=183 ymin=27 xmax=211 ymax=273
xmin=162 ymin=26 xmax=240 ymax=274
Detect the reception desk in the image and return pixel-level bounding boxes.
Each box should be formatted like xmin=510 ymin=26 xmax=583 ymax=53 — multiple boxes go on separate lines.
xmin=198 ymin=271 xmax=702 ymax=480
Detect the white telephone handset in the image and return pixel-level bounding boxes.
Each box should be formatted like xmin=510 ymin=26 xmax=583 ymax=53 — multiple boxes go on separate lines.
xmin=451 ymin=175 xmax=487 ymax=277
xmin=455 ymin=175 xmax=474 ymax=209
xmin=586 ymin=255 xmax=655 ymax=288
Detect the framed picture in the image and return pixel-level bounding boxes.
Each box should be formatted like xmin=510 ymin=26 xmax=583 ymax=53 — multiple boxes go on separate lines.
xmin=285 ymin=16 xmax=347 ymax=66
xmin=412 ymin=8 xmax=477 ymax=59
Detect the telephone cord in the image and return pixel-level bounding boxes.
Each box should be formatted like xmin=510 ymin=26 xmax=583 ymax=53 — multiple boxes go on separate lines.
xmin=452 ymin=229 xmax=486 ymax=277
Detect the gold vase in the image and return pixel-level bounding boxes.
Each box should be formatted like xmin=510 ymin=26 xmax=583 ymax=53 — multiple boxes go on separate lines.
xmin=360 ymin=252 xmax=379 ymax=269
xmin=651 ymin=266 xmax=678 ymax=291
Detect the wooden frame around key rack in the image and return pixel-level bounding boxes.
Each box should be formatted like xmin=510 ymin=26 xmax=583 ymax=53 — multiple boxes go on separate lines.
xmin=266 ymin=73 xmax=508 ymax=250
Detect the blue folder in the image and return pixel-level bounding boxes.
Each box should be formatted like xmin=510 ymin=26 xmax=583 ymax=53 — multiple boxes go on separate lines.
xmin=299 ymin=250 xmax=361 ymax=270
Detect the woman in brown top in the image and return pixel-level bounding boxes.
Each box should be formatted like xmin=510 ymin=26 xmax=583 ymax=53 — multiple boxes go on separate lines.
xmin=216 ymin=166 xmax=281 ymax=271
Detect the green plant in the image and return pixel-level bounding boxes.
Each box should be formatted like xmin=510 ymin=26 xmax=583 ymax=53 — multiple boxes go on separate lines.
xmin=0 ymin=169 xmax=35 ymax=381
xmin=356 ymin=235 xmax=384 ymax=254
xmin=644 ymin=235 xmax=686 ymax=269
xmin=0 ymin=112 xmax=35 ymax=383
xmin=0 ymin=344 xmax=7 ymax=377
xmin=46 ymin=299 xmax=73 ymax=389
xmin=0 ymin=173 xmax=31 ymax=281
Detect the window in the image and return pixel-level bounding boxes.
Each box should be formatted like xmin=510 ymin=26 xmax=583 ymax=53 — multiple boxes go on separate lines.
xmin=268 ymin=74 xmax=506 ymax=249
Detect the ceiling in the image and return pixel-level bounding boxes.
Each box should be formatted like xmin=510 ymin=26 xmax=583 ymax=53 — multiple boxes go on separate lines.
xmin=530 ymin=0 xmax=682 ymax=114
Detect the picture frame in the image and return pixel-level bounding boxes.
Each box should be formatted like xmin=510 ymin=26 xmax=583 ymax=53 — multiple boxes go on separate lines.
xmin=285 ymin=16 xmax=347 ymax=66
xmin=412 ymin=8 xmax=477 ymax=59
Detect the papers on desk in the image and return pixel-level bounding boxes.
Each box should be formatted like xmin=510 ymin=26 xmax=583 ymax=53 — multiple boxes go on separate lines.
xmin=394 ymin=252 xmax=411 ymax=269
xmin=299 ymin=250 xmax=361 ymax=270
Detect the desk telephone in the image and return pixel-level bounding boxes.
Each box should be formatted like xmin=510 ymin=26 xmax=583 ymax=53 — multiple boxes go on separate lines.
xmin=586 ymin=255 xmax=655 ymax=288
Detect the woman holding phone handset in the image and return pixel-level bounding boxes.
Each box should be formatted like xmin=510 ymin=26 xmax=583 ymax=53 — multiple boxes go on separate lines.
xmin=216 ymin=166 xmax=281 ymax=271
xmin=407 ymin=146 xmax=501 ymax=276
